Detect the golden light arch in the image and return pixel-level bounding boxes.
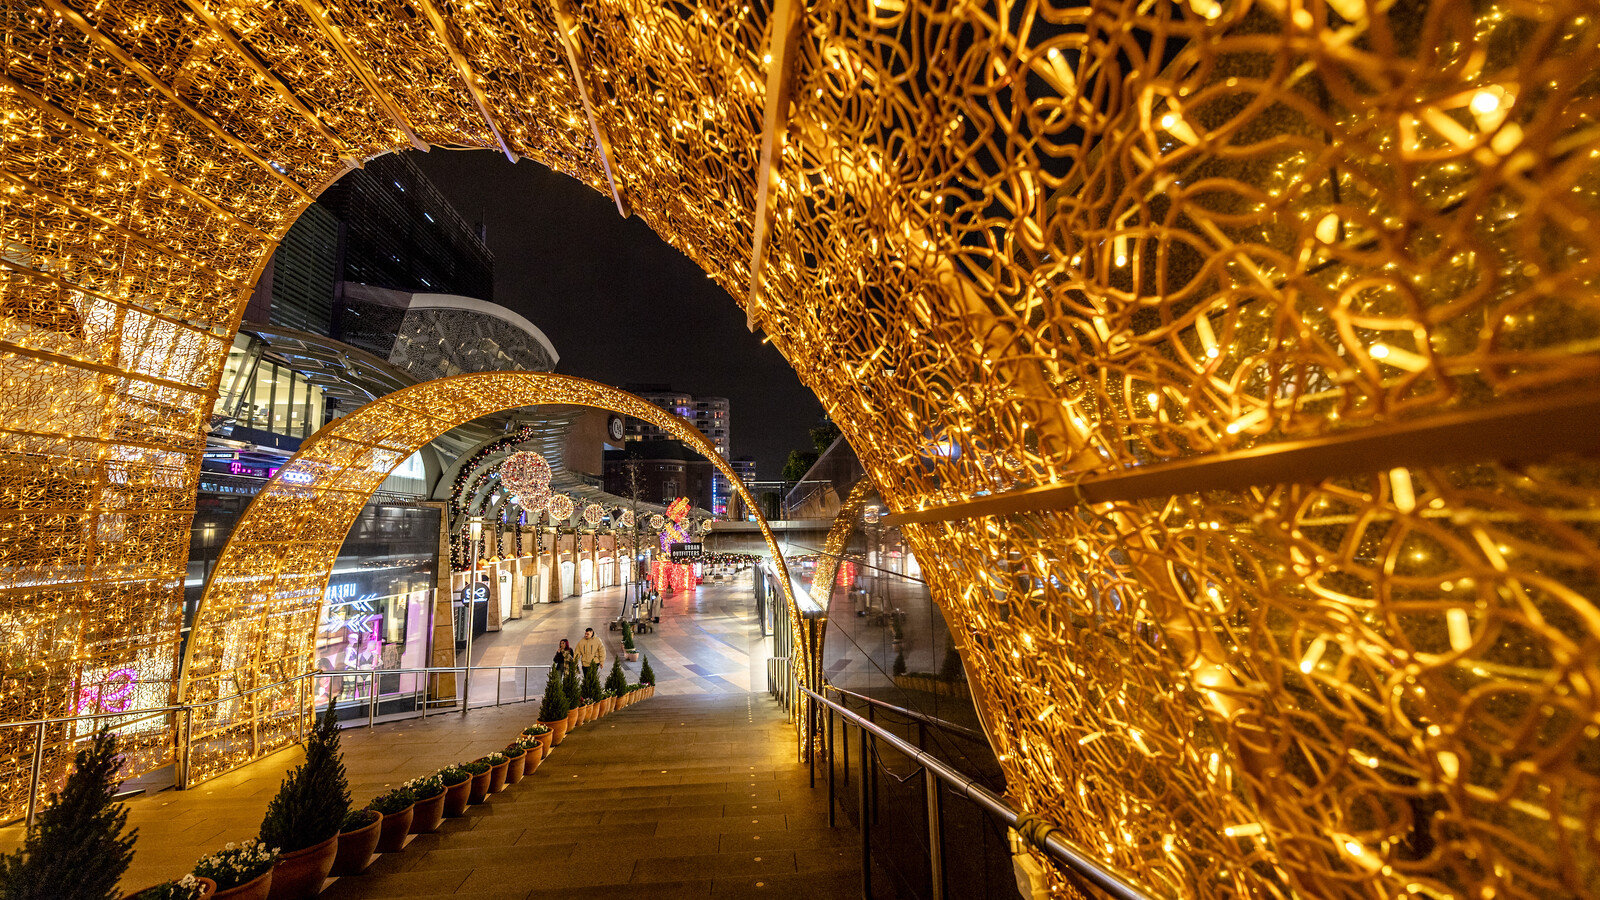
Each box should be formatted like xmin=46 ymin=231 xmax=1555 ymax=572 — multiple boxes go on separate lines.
xmin=2 ymin=0 xmax=1599 ymax=896
xmin=177 ymin=372 xmax=803 ymax=780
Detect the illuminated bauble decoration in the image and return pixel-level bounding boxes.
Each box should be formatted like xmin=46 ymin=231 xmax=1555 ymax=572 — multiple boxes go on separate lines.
xmin=618 ymin=509 xmax=635 ymax=528
xmin=648 ymin=514 xmax=665 ymax=530
xmin=583 ymin=503 xmax=604 ymax=526
xmin=548 ymin=494 xmax=574 ymax=521
xmin=500 ymin=451 xmax=552 ymax=510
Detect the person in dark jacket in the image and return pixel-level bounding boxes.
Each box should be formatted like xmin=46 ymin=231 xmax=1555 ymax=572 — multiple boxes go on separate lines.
xmin=552 ymin=638 xmax=575 ymax=671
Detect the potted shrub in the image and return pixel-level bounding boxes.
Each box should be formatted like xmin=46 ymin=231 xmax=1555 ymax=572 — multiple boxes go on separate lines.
xmin=605 ymin=658 xmax=627 ymax=711
xmin=522 ymin=723 xmax=552 ymax=759
xmin=328 ymin=810 xmax=379 ymax=877
xmin=622 ymin=683 xmax=638 ymax=707
xmin=580 ymin=665 xmax=603 ymax=718
xmin=483 ymin=752 xmax=510 ymax=793
xmin=438 ymin=766 xmax=472 ymax=817
xmin=562 ymin=663 xmax=581 ymax=728
xmin=258 ymin=703 xmax=348 ymax=899
xmin=640 ymin=655 xmax=656 ymax=697
xmin=257 ymin=701 xmax=348 ymax=896
xmin=462 ymin=760 xmax=493 ymax=804
xmin=0 ymin=729 xmax=135 ymax=900
xmin=536 ymin=671 xmax=569 ymax=746
xmin=403 ymin=774 xmax=446 ymax=834
xmin=502 ymin=743 xmax=527 ymax=785
xmin=620 ymin=621 xmax=639 ymax=661
xmin=368 ymin=788 xmax=414 ymax=853
xmin=125 ymin=875 xmax=216 ymax=899
xmin=516 ymin=735 xmax=544 ymax=774
xmin=193 ymin=840 xmax=277 ymax=900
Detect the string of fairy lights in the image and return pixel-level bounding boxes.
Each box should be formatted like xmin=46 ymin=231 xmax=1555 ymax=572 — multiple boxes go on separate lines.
xmin=1 ymin=1 xmax=1597 ymax=897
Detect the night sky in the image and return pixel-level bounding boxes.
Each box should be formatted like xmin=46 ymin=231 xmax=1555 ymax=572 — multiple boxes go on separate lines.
xmin=409 ymin=149 xmax=822 ymax=481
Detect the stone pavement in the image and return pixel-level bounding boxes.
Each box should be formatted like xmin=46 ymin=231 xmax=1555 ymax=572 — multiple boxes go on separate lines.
xmin=467 ymin=573 xmax=770 ymax=703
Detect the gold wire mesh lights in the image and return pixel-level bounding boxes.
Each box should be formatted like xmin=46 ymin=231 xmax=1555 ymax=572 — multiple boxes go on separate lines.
xmin=0 ymin=0 xmax=1597 ymax=897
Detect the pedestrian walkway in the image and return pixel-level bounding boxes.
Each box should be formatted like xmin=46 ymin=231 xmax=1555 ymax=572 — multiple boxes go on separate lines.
xmin=468 ymin=572 xmax=769 ymax=702
xmin=325 ymin=694 xmax=861 ymax=899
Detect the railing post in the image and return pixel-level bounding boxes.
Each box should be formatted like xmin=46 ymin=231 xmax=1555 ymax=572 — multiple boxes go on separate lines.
xmin=522 ymin=668 xmax=529 ymax=705
xmin=926 ymin=769 xmax=944 ymax=900
xmin=297 ymin=677 xmax=306 ymax=745
xmin=858 ymin=723 xmax=873 ymax=900
xmin=25 ymin=722 xmax=45 ymax=829
xmin=179 ymin=707 xmax=194 ymax=790
xmin=496 ymin=667 xmax=502 ymax=708
xmin=368 ymin=672 xmax=377 ymax=729
xmin=827 ymin=703 xmax=836 ymax=828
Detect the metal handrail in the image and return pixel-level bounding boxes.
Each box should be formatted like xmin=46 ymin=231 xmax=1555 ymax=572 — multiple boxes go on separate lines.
xmin=801 ymin=685 xmax=1157 ymax=900
xmin=822 ymin=684 xmax=987 ymax=745
xmin=4 ymin=662 xmax=555 ymax=828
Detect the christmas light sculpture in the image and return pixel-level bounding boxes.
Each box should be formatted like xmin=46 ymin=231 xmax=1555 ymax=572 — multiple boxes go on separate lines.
xmin=547 ymin=494 xmax=574 ymax=523
xmin=499 ymin=451 xmax=553 ymax=511
xmin=582 ymin=503 xmax=603 ymax=527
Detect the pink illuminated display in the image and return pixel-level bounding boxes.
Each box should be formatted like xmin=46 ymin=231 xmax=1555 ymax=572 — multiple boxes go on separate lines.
xmin=650 ymin=559 xmax=695 ymax=593
xmin=75 ymin=667 xmax=137 ymax=716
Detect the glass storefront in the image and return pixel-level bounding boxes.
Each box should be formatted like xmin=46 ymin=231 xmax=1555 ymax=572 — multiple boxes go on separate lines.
xmin=212 ymin=334 xmax=328 ymax=438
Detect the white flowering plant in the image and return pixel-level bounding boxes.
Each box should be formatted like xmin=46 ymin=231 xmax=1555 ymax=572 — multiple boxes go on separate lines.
xmin=133 ymin=874 xmax=206 ymax=900
xmin=192 ymin=839 xmax=278 ymax=890
xmin=403 ymin=772 xmax=445 ymax=800
xmin=483 ymin=752 xmax=507 ymax=765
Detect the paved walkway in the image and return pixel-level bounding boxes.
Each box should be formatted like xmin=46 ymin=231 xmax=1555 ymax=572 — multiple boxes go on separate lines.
xmin=468 ymin=573 xmax=770 ymax=702
xmin=0 ymin=572 xmax=804 ymax=895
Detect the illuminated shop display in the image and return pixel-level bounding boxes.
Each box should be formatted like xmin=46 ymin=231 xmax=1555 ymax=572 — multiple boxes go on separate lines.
xmin=1 ymin=2 xmax=1597 ymax=897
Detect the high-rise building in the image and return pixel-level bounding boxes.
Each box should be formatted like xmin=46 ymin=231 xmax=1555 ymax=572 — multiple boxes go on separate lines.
xmin=242 ymin=154 xmax=495 ymax=338
xmin=620 ymin=384 xmax=731 ymax=460
xmin=731 ymin=456 xmax=757 ymax=483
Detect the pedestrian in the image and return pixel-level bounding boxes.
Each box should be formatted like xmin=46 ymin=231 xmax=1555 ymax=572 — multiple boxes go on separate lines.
xmin=575 ymin=627 xmax=605 ymax=671
xmin=552 ymin=638 xmax=575 ymax=671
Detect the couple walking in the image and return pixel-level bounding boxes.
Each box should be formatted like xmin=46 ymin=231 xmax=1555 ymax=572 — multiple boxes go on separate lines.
xmin=552 ymin=627 xmax=605 ymax=670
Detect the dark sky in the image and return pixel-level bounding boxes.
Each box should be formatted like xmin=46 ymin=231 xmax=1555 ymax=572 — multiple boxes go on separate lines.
xmin=409 ymin=149 xmax=821 ymax=480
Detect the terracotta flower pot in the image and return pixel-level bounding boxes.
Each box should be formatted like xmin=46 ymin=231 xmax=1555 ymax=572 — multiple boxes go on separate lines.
xmin=536 ymin=726 xmax=557 ymax=753
xmin=410 ymin=790 xmax=446 ymax=834
xmin=374 ymin=804 xmax=414 ymax=853
xmin=213 ymin=870 xmax=272 ymax=900
xmin=487 ymin=760 xmax=509 ymax=793
xmin=442 ymin=779 xmax=471 ymax=817
xmin=523 ymin=747 xmax=542 ymax=774
xmin=330 ymin=814 xmax=381 ymax=877
xmin=504 ymin=752 xmax=526 ymax=785
xmin=123 ymin=877 xmax=217 ymax=900
xmin=602 ymin=697 xmax=615 ymax=714
xmin=564 ymin=708 xmax=578 ymax=733
xmin=467 ymin=769 xmax=491 ymax=804
xmin=267 ymin=832 xmax=338 ymax=900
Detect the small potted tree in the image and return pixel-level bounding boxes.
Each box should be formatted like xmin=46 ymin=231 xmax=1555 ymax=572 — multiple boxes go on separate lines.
xmin=404 ymin=774 xmax=446 ymax=834
xmin=328 ymin=810 xmax=379 ymax=877
xmin=0 ymin=729 xmax=137 ymax=900
xmin=620 ymin=621 xmax=639 ymax=662
xmin=193 ymin=840 xmax=277 ymax=900
xmin=483 ymin=752 xmax=510 ymax=793
xmin=462 ymin=759 xmax=493 ymax=804
xmin=640 ymin=654 xmax=657 ymax=698
xmin=438 ymin=766 xmax=472 ymax=817
xmin=536 ymin=673 xmax=569 ymax=746
xmin=579 ymin=665 xmax=602 ymax=720
xmin=368 ymin=788 xmax=414 ymax=853
xmin=258 ymin=703 xmax=348 ymax=899
xmin=562 ymin=663 xmax=581 ymax=729
xmin=605 ymin=657 xmax=627 ymax=712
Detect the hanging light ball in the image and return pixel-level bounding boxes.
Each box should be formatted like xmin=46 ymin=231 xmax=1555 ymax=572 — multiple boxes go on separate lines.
xmin=648 ymin=514 xmax=666 ymax=530
xmin=618 ymin=509 xmax=635 ymax=528
xmin=548 ymin=494 xmax=575 ymax=521
xmin=583 ymin=503 xmax=604 ymax=526
xmin=500 ymin=452 xmax=552 ymax=509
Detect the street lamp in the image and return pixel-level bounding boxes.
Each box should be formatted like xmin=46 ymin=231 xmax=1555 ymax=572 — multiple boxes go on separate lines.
xmin=464 ymin=514 xmax=483 ymax=714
